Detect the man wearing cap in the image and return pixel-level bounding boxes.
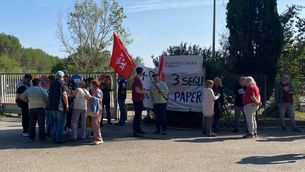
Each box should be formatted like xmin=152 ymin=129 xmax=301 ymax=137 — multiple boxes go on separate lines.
xmin=16 ymin=74 xmax=32 ymax=137
xmin=48 ymin=71 xmax=69 ymax=143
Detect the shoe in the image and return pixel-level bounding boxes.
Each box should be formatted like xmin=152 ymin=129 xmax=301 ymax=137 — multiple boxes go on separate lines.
xmin=242 ymin=134 xmax=254 ymax=139
xmin=233 ymin=129 xmax=239 ymax=133
xmin=139 ymin=131 xmax=146 ymax=134
xmin=254 ymin=133 xmax=258 ymax=138
xmin=207 ymin=133 xmax=216 ymax=137
xmin=22 ymin=133 xmax=29 ymax=137
xmin=133 ymin=133 xmax=144 ymax=138
xmin=293 ymin=128 xmax=302 ymax=133
xmin=153 ymin=131 xmax=160 ymax=134
xmin=282 ymin=126 xmax=287 ymax=132
xmin=94 ymin=140 xmax=104 ymax=145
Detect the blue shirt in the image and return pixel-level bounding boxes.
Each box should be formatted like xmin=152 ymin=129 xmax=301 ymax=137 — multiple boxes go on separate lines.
xmin=23 ymin=86 xmax=48 ymax=109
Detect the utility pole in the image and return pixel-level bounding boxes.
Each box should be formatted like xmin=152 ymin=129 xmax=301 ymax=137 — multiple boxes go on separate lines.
xmin=212 ymin=0 xmax=216 ymax=58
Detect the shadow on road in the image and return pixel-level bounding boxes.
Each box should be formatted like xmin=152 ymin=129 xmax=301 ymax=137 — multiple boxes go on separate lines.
xmin=237 ymin=154 xmax=305 ymax=165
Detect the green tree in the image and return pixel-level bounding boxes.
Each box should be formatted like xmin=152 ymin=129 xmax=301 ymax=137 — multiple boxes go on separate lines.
xmin=226 ymin=0 xmax=284 ymax=100
xmin=0 ymin=33 xmax=22 ymax=58
xmin=57 ymin=0 xmax=132 ymax=73
xmin=0 ymin=55 xmax=21 ymax=72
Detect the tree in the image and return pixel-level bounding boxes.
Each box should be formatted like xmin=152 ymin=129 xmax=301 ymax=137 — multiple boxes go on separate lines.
xmin=226 ymin=0 xmax=284 ymax=100
xmin=278 ymin=5 xmax=305 ymax=104
xmin=57 ymin=0 xmax=132 ymax=73
xmin=0 ymin=55 xmax=21 ymax=73
xmin=0 ymin=33 xmax=22 ymax=58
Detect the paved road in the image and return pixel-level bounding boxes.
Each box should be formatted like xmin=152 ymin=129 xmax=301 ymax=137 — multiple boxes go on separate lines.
xmin=1 ymin=120 xmax=305 ymax=172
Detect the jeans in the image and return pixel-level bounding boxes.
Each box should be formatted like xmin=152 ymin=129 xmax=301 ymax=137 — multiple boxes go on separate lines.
xmin=153 ymin=103 xmax=167 ymax=132
xmin=118 ymin=99 xmax=127 ymax=124
xmin=71 ymin=109 xmax=86 ymax=140
xmin=234 ymin=106 xmax=248 ymax=131
xmin=29 ymin=108 xmax=46 ymax=140
xmin=21 ymin=106 xmax=29 ymax=133
xmin=103 ymin=99 xmax=111 ymax=122
xmin=278 ymin=103 xmax=298 ymax=129
xmin=133 ymin=101 xmax=143 ymax=133
xmin=51 ymin=111 xmax=67 ymax=142
xmin=46 ymin=110 xmax=52 ymax=136
xmin=244 ymin=103 xmax=259 ymax=135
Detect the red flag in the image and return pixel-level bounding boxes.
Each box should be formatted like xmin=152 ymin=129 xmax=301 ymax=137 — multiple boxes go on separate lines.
xmin=110 ymin=32 xmax=136 ymax=80
xmin=158 ymin=55 xmax=165 ymax=81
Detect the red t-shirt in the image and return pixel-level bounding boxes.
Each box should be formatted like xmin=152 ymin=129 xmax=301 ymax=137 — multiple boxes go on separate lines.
xmin=132 ymin=76 xmax=144 ymax=102
xmin=282 ymin=84 xmax=293 ymax=103
xmin=243 ymin=84 xmax=260 ymax=105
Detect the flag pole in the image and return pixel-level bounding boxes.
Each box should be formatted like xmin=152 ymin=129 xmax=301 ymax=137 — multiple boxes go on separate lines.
xmin=212 ymin=0 xmax=216 ymax=58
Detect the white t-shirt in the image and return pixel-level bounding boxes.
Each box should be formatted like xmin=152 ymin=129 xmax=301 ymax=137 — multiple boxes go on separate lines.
xmin=74 ymin=88 xmax=90 ymax=111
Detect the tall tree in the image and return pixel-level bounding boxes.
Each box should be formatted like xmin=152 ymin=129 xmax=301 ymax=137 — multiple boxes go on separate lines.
xmin=226 ymin=0 xmax=284 ymax=100
xmin=0 ymin=33 xmax=22 ymax=58
xmin=57 ymin=0 xmax=132 ymax=73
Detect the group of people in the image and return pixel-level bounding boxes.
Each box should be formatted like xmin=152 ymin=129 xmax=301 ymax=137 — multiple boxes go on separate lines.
xmin=14 ymin=68 xmax=301 ymax=143
xmin=15 ymin=71 xmax=124 ymax=145
xmin=202 ymin=73 xmax=301 ymax=138
xmin=14 ymin=67 xmax=170 ymax=143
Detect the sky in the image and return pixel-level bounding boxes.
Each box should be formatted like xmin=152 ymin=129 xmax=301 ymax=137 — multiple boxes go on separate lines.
xmin=0 ymin=0 xmax=304 ymax=68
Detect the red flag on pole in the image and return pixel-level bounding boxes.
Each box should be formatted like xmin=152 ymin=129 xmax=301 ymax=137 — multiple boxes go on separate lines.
xmin=110 ymin=32 xmax=136 ymax=80
xmin=158 ymin=55 xmax=165 ymax=81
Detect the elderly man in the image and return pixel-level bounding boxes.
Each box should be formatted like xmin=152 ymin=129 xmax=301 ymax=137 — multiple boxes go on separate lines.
xmin=275 ymin=74 xmax=301 ymax=132
xmin=48 ymin=71 xmax=69 ymax=143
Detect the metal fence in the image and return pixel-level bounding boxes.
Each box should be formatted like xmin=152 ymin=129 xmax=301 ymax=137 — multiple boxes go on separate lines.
xmin=0 ymin=73 xmax=118 ymax=119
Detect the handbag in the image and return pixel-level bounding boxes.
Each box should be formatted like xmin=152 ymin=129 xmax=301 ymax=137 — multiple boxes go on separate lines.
xmin=86 ymin=96 xmax=99 ymax=117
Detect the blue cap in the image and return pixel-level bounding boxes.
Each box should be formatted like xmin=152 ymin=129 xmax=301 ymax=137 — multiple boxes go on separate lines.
xmin=55 ymin=71 xmax=65 ymax=78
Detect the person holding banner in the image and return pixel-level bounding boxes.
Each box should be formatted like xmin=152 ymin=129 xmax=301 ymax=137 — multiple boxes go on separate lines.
xmin=132 ymin=67 xmax=146 ymax=137
xmin=202 ymin=80 xmax=220 ymax=137
xmin=150 ymin=74 xmax=169 ymax=135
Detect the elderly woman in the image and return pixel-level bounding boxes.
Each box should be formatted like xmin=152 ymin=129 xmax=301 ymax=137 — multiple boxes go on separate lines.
xmin=69 ymin=81 xmax=90 ymax=140
xmin=202 ymin=80 xmax=220 ymax=137
xmin=242 ymin=76 xmax=261 ymax=139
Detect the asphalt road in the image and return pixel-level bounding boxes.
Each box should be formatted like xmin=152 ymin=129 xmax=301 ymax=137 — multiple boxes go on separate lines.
xmin=1 ymin=120 xmax=305 ymax=172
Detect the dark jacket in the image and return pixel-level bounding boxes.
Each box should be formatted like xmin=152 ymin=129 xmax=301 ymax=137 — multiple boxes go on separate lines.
xmin=274 ymin=82 xmax=294 ymax=104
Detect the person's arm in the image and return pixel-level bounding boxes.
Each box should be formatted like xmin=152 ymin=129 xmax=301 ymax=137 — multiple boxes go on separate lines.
xmin=161 ymin=82 xmax=169 ymax=95
xmin=250 ymin=92 xmax=260 ymax=104
xmin=62 ymin=84 xmax=69 ymax=110
xmin=43 ymin=89 xmax=49 ymax=105
xmin=20 ymin=92 xmax=28 ymax=102
xmin=209 ymin=89 xmax=220 ymax=100
xmin=135 ymin=86 xmax=146 ymax=94
xmin=69 ymin=88 xmax=79 ymax=98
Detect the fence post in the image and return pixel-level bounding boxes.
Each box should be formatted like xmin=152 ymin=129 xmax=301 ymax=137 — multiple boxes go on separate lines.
xmin=0 ymin=74 xmax=3 ymax=113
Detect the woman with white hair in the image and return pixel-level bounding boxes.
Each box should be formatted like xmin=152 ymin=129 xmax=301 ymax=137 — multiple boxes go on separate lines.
xmin=242 ymin=76 xmax=261 ymax=139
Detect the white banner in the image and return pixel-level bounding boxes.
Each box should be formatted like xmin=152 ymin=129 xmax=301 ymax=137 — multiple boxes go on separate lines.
xmin=138 ymin=64 xmax=154 ymax=109
xmin=164 ymin=55 xmax=205 ymax=112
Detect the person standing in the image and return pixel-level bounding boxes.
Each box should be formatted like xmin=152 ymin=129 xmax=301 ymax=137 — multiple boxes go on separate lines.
xmin=69 ymin=81 xmax=90 ymax=140
xmin=115 ymin=76 xmax=128 ymax=126
xmin=16 ymin=74 xmax=32 ymax=137
xmin=132 ymin=67 xmax=146 ymax=137
xmin=242 ymin=76 xmax=261 ymax=139
xmin=48 ymin=71 xmax=69 ymax=143
xmin=202 ymin=80 xmax=220 ymax=137
xmin=101 ymin=75 xmax=112 ymax=125
xmin=90 ymin=80 xmax=104 ymax=145
xmin=275 ymin=74 xmax=301 ymax=132
xmin=212 ymin=77 xmax=224 ymax=131
xmin=233 ymin=76 xmax=248 ymax=133
xmin=150 ymin=74 xmax=169 ymax=135
xmin=20 ymin=78 xmax=48 ymax=141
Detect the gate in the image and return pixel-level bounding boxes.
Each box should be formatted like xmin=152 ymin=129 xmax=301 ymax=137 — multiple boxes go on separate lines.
xmin=0 ymin=73 xmax=118 ymax=119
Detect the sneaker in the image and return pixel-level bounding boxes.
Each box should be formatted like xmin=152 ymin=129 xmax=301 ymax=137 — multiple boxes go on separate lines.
xmin=22 ymin=133 xmax=29 ymax=137
xmin=94 ymin=140 xmax=104 ymax=145
xmin=254 ymin=133 xmax=258 ymax=138
xmin=207 ymin=133 xmax=216 ymax=137
xmin=243 ymin=134 xmax=254 ymax=139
